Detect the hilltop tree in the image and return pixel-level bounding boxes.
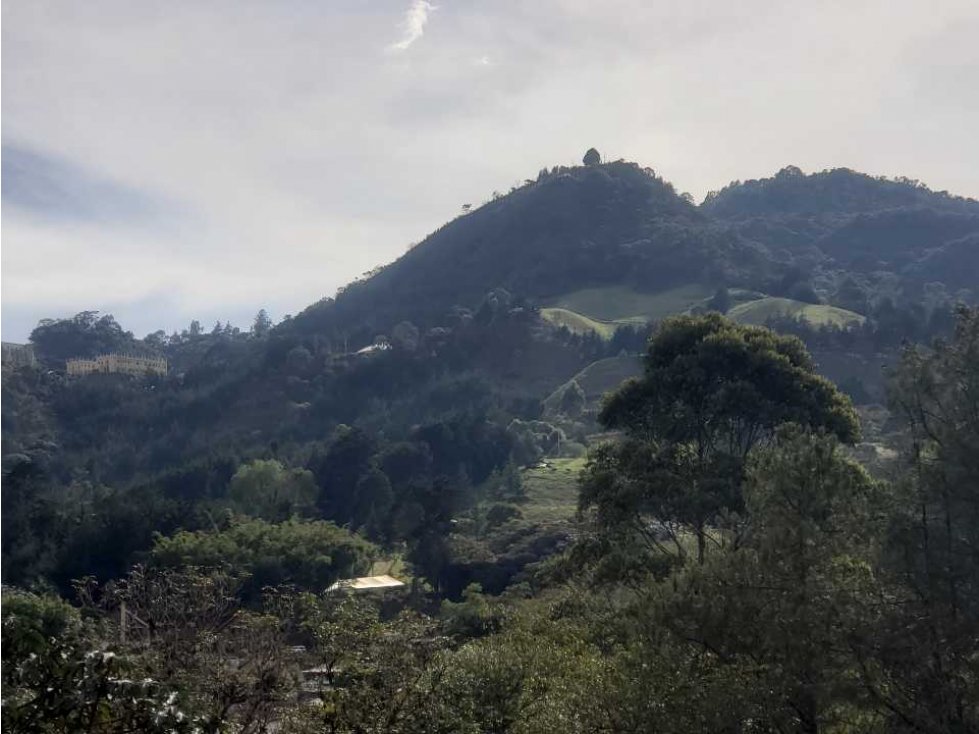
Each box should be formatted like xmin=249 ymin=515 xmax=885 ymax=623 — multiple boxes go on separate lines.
xmin=582 ymin=147 xmax=601 ymax=166
xmin=252 ymin=309 xmax=272 ymax=337
xmin=581 ymin=314 xmax=859 ymax=564
xmin=30 ymin=311 xmax=135 ymax=363
xmin=144 ymin=329 xmax=168 ymax=351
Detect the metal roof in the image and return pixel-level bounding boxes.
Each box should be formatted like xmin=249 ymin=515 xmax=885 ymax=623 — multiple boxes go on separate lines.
xmin=327 ymin=574 xmax=405 ymax=592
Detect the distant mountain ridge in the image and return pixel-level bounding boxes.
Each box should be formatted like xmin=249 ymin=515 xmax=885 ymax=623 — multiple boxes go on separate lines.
xmin=290 ymin=159 xmax=979 ymax=348
xmin=703 ymin=165 xmax=979 ymax=219
xmin=293 ymin=161 xmax=711 ymax=337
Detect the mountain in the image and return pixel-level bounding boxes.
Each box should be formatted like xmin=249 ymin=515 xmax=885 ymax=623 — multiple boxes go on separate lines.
xmin=5 ymin=155 xmax=979 ymax=602
xmin=704 ymin=166 xmax=979 ymax=297
xmin=6 ymin=158 xmax=979 ymax=491
xmin=290 ymin=161 xmax=768 ymax=345
xmin=702 ymin=165 xmax=978 ymax=219
xmin=287 ymin=162 xmax=978 ymax=352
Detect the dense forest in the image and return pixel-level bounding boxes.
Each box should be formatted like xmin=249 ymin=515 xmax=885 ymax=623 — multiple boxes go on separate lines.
xmin=3 ymin=157 xmax=979 ymax=732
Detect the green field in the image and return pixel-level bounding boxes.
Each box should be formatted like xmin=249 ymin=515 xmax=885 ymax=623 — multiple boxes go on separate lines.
xmin=542 ymin=284 xmax=865 ymax=341
xmin=520 ymin=457 xmax=587 ymax=523
xmin=546 ymin=283 xmax=713 ymax=322
xmin=539 ymin=307 xmax=623 ymax=338
xmin=541 ymin=283 xmax=715 ymax=339
xmin=727 ymin=297 xmax=865 ymax=328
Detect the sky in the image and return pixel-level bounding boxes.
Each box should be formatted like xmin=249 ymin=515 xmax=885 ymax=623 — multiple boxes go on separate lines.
xmin=3 ymin=0 xmax=978 ymax=341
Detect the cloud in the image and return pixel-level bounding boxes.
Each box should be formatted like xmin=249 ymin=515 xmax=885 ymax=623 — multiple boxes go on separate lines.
xmin=388 ymin=0 xmax=436 ymax=52
xmin=1 ymin=0 xmax=977 ymax=342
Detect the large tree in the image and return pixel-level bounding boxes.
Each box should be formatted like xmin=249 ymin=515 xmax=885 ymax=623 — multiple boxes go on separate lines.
xmin=575 ymin=429 xmax=887 ymax=733
xmin=580 ymin=314 xmax=859 ymax=563
xmin=872 ymin=306 xmax=979 ymax=731
xmin=30 ymin=311 xmax=137 ymax=364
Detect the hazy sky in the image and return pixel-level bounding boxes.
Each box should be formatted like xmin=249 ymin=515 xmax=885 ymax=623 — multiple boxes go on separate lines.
xmin=3 ymin=0 xmax=978 ymax=341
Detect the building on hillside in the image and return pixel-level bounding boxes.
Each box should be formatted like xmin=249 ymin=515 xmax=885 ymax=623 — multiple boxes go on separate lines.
xmin=1 ymin=342 xmax=37 ymax=368
xmin=355 ymin=337 xmax=391 ymax=357
xmin=66 ymin=353 xmax=167 ymax=377
xmin=325 ymin=574 xmax=405 ymax=593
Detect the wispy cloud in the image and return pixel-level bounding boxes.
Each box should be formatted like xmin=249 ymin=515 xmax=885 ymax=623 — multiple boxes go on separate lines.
xmin=388 ymin=0 xmax=436 ymax=52
xmin=3 ymin=0 xmax=978 ymax=341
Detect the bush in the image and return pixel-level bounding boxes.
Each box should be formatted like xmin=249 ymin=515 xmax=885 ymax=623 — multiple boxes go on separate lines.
xmin=149 ymin=517 xmax=377 ymax=600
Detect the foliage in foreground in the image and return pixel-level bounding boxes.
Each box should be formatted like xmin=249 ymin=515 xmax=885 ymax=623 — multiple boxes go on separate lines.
xmin=4 ymin=312 xmax=978 ymax=732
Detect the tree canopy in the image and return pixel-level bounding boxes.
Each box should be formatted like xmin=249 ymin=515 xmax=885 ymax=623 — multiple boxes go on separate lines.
xmin=149 ymin=517 xmax=376 ymax=600
xmin=227 ymin=458 xmax=317 ymax=521
xmin=29 ymin=311 xmax=139 ymax=364
xmin=583 ymin=314 xmax=859 ymax=562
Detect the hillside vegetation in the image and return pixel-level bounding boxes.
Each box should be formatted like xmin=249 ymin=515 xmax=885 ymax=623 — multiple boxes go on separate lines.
xmin=539 ymin=307 xmax=622 ymax=338
xmin=4 ymin=154 xmax=979 ymax=732
xmin=545 ymin=283 xmax=713 ymax=321
xmin=289 ymin=162 xmax=761 ymax=346
xmin=544 ymin=286 xmax=865 ymax=338
xmin=727 ymin=297 xmax=865 ymax=328
xmin=283 ymin=162 xmax=978 ymax=354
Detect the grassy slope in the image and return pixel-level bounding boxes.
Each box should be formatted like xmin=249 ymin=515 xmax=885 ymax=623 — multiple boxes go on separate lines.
xmin=520 ymin=457 xmax=587 ymax=523
xmin=546 ymin=284 xmax=713 ymax=321
xmin=539 ymin=308 xmax=622 ymax=339
xmin=541 ymin=283 xmax=714 ymax=339
xmin=727 ymin=297 xmax=865 ymax=328
xmin=543 ymin=284 xmax=864 ymax=341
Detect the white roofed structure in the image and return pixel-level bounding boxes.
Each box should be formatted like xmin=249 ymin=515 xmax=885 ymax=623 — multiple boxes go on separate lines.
xmin=326 ymin=574 xmax=405 ymax=592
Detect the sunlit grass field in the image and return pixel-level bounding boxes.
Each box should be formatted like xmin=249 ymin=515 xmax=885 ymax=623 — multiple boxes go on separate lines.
xmin=727 ymin=297 xmax=865 ymax=328
xmin=546 ymin=283 xmax=713 ymax=322
xmin=520 ymin=457 xmax=588 ymax=523
xmin=539 ymin=307 xmax=623 ymax=338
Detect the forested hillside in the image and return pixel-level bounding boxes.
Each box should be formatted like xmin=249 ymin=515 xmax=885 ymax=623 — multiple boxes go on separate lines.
xmin=3 ymin=157 xmax=978 ymax=732
xmin=291 ymin=161 xmax=978 ymax=346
